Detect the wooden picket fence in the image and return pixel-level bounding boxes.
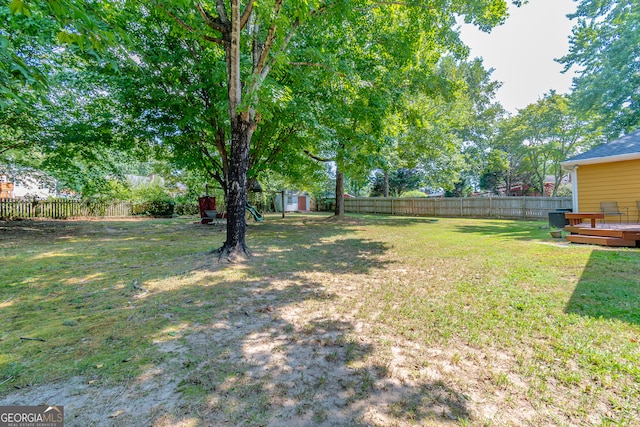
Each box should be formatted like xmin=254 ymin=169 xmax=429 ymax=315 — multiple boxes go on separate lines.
xmin=0 ymin=198 xmax=132 ymax=219
xmin=344 ymin=196 xmax=572 ymax=221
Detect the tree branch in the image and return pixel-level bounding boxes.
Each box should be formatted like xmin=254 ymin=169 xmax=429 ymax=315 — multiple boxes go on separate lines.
xmin=240 ymin=1 xmax=254 ymax=30
xmin=198 ymin=137 xmax=224 ymax=175
xmin=203 ymin=35 xmax=225 ymax=44
xmin=0 ymin=141 xmax=30 ymax=155
xmin=196 ymin=2 xmax=227 ymax=33
xmin=304 ymin=149 xmax=333 ymax=162
xmin=215 ymin=0 xmax=229 ymax=24
xmin=258 ymin=17 xmax=300 ymax=81
xmin=254 ymin=0 xmax=283 ymax=77
xmin=159 ymin=6 xmax=195 ymax=32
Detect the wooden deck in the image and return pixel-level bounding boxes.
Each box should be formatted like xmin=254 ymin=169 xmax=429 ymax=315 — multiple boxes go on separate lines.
xmin=564 ymin=222 xmax=640 ymax=247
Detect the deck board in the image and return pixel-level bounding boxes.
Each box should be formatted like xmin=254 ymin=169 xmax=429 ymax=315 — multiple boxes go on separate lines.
xmin=566 ymin=235 xmax=637 ymax=247
xmin=564 ymin=222 xmax=640 ymax=247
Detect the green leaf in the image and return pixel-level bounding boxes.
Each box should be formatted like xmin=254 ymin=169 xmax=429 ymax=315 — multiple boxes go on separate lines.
xmin=8 ymin=0 xmax=24 ymax=14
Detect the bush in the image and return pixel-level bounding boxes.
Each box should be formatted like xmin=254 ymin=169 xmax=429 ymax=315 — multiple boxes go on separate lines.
xmin=132 ymin=200 xmax=175 ymax=217
xmin=555 ymin=184 xmax=573 ymax=197
xmin=131 ymin=183 xmax=175 ymax=217
xmin=175 ymin=203 xmax=200 ymax=216
xmin=400 ymin=190 xmax=428 ymax=198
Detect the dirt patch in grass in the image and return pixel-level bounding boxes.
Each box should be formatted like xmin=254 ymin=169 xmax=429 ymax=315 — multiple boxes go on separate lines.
xmin=1 ymin=214 xmax=638 ymax=426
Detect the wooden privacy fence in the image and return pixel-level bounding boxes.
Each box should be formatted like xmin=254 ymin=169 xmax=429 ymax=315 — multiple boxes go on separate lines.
xmin=344 ymin=197 xmax=572 ymax=221
xmin=0 ymin=199 xmax=132 ymax=219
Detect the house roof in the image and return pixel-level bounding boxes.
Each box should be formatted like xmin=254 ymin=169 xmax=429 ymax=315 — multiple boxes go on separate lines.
xmin=562 ymin=129 xmax=640 ymax=168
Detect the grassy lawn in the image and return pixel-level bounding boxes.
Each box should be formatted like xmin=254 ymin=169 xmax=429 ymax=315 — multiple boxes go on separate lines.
xmin=0 ymin=214 xmax=638 ymax=426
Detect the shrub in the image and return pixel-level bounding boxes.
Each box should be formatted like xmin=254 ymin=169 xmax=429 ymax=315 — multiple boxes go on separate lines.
xmin=131 ymin=183 xmax=175 ymax=217
xmin=132 ymin=200 xmax=175 ymax=217
xmin=555 ymin=184 xmax=573 ymax=197
xmin=400 ymin=190 xmax=428 ymax=198
xmin=175 ymin=203 xmax=200 ymax=216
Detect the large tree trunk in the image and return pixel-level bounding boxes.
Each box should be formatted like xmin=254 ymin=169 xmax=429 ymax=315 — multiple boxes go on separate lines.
xmin=218 ymin=115 xmax=253 ymax=257
xmin=216 ymin=0 xmax=254 ymax=259
xmin=334 ymin=169 xmax=345 ymax=216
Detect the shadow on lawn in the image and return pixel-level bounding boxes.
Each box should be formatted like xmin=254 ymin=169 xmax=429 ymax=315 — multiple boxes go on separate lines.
xmin=0 ymin=218 xmax=471 ymax=426
xmin=565 ymin=249 xmax=640 ymax=325
xmin=451 ymin=220 xmax=544 ymax=241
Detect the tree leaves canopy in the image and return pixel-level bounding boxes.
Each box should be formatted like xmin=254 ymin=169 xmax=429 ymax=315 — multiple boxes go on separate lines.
xmin=560 ymin=0 xmax=640 ymax=136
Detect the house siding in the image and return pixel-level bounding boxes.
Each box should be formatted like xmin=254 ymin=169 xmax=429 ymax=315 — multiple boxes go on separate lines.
xmin=577 ymin=158 xmax=640 ymax=221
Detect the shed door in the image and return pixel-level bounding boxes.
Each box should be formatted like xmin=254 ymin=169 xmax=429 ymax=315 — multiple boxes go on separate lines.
xmin=297 ymin=196 xmax=307 ymax=211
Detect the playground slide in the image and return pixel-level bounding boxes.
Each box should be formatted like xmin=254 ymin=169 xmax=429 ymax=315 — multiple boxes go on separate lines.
xmin=245 ymin=202 xmax=263 ymax=222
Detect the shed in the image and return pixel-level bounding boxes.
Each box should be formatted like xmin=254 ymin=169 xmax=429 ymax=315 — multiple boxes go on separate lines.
xmin=561 ymin=129 xmax=640 ymax=222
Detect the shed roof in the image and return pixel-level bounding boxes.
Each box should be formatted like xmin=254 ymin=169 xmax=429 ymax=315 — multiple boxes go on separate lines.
xmin=562 ymin=129 xmax=640 ymax=168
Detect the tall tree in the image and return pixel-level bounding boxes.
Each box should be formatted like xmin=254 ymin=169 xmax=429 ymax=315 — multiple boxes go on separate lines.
xmin=560 ymin=0 xmax=640 ymax=137
xmin=391 ymin=56 xmax=503 ymax=193
xmin=483 ymin=115 xmax=533 ymax=196
xmin=148 ymin=0 xmax=517 ymax=254
xmin=515 ymin=92 xmax=603 ymax=196
xmin=370 ymin=168 xmax=423 ymax=197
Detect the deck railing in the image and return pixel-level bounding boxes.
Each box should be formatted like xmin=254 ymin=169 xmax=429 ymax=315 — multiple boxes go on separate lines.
xmin=344 ymin=196 xmax=572 ymax=221
xmin=0 ymin=198 xmax=132 ymax=219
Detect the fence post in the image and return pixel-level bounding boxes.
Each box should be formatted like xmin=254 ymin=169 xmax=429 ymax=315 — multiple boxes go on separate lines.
xmin=522 ymin=197 xmax=527 ymax=220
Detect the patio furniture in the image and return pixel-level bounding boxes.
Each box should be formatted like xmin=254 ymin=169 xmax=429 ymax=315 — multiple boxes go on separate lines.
xmin=565 ymin=212 xmax=604 ymax=228
xmin=600 ymin=201 xmax=627 ymax=223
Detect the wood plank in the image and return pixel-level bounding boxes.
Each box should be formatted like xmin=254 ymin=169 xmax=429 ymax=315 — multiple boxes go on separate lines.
xmin=564 ymin=226 xmax=640 ymax=240
xmin=621 ymin=231 xmax=640 ymax=240
xmin=566 ymin=235 xmax=637 ymax=247
xmin=569 ymin=227 xmax=626 ymax=238
xmin=565 ymin=212 xmax=604 ymax=219
xmin=564 ymin=226 xmax=584 ymax=234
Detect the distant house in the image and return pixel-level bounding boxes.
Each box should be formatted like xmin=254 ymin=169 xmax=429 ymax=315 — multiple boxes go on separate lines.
xmin=0 ymin=170 xmax=57 ymax=199
xmin=0 ymin=175 xmax=14 ymax=198
xmin=561 ymin=129 xmax=640 ymax=221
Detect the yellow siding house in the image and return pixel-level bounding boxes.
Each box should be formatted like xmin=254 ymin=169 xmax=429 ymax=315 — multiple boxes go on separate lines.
xmin=561 ymin=129 xmax=640 ymax=222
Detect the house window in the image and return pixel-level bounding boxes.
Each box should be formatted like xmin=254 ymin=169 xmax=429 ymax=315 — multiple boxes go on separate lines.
xmin=287 ymin=196 xmax=293 ymax=204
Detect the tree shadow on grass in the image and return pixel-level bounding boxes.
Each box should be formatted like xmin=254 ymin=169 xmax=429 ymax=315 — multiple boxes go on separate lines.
xmin=273 ymin=212 xmax=443 ymax=230
xmin=565 ymin=249 xmax=640 ymax=325
xmin=0 ymin=218 xmax=472 ymax=426
xmin=451 ymin=220 xmax=546 ymax=242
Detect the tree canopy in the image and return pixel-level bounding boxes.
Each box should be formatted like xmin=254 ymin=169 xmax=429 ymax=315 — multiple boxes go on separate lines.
xmin=560 ymin=0 xmax=640 ymax=137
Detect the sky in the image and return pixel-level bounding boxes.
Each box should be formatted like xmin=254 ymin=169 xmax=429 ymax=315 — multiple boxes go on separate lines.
xmin=459 ymin=0 xmax=578 ymax=114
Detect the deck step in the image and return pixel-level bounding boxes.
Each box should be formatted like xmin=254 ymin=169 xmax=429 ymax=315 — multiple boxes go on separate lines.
xmin=564 ymin=226 xmax=640 ymax=240
xmin=566 ymin=234 xmax=637 ymax=247
xmin=564 ymin=226 xmax=624 ymax=238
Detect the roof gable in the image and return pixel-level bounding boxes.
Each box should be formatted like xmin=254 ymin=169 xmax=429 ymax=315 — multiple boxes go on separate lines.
xmin=565 ymin=129 xmax=640 ymax=165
